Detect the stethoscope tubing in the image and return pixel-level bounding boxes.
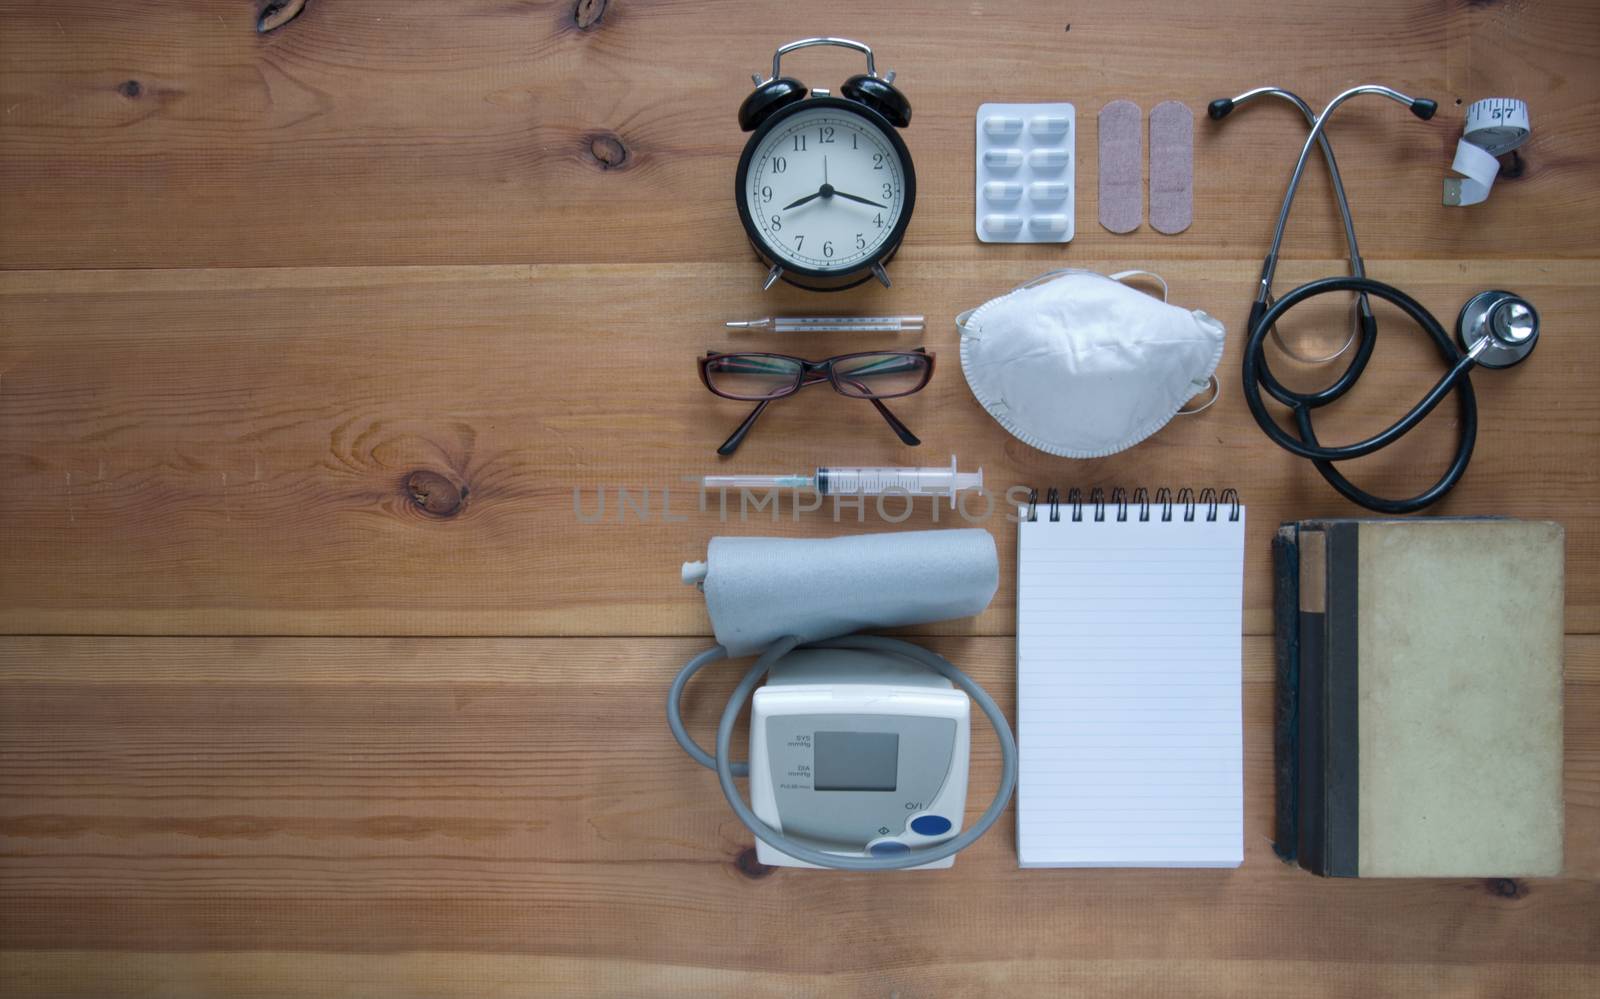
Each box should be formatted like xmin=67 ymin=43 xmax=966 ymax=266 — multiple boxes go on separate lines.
xmin=1245 ymin=276 xmax=1478 ymax=462
xmin=1227 ymin=87 xmax=1366 ymax=283
xmin=1241 ymin=275 xmax=1480 ymax=514
xmin=1259 ymin=85 xmax=1422 ymax=293
xmin=1227 ymin=87 xmax=1374 ymax=364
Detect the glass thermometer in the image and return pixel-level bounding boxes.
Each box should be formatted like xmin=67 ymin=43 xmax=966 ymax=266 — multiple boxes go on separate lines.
xmin=725 ymin=315 xmax=925 ymax=333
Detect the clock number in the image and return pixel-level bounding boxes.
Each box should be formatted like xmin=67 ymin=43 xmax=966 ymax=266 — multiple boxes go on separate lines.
xmin=761 ymin=185 xmax=772 ymax=204
xmin=793 ymin=235 xmax=804 ymax=250
xmin=882 ymin=182 xmax=894 ymax=199
xmin=873 ymin=213 xmax=884 ymax=229
xmin=855 ymin=233 xmax=866 ymax=249
xmin=819 ymin=126 xmax=835 ymax=144
xmin=771 ymin=156 xmax=787 ymax=174
xmin=793 ymin=134 xmax=806 ymax=153
xmin=873 ymin=153 xmax=885 ymax=170
xmin=822 ymin=240 xmax=834 ymax=258
xmin=770 ymin=215 xmax=782 ymax=231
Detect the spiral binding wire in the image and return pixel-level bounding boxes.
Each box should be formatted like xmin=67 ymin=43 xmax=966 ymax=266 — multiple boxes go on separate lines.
xmin=1024 ymin=486 xmax=1241 ymax=522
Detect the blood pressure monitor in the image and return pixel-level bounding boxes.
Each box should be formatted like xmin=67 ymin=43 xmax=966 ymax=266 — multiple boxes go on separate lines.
xmin=748 ymin=647 xmax=969 ymax=869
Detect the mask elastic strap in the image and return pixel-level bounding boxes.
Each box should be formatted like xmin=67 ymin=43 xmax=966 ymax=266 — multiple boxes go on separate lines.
xmin=1175 ymin=374 xmax=1220 ymax=415
xmin=1013 ymin=268 xmax=1085 ymax=292
xmin=959 ymin=268 xmax=1161 ymax=335
xmin=958 ymin=268 xmax=1090 ymax=336
xmin=1108 ymin=269 xmax=1169 ymax=302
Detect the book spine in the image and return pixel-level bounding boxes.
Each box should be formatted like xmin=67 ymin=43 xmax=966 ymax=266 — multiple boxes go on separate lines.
xmin=1271 ymin=526 xmax=1300 ymax=863
xmin=1295 ymin=528 xmax=1328 ymax=876
xmin=1324 ymin=522 xmax=1361 ymax=877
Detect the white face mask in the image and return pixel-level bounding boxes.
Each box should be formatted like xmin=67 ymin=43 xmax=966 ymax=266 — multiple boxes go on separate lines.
xmin=957 ymin=269 xmax=1226 ymax=458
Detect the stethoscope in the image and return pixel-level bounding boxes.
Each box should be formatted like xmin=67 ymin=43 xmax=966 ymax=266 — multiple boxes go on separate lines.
xmin=1211 ymin=84 xmax=1541 ymax=514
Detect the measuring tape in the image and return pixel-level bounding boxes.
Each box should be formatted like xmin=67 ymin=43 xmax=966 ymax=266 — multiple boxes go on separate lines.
xmin=1443 ymin=98 xmax=1531 ymax=207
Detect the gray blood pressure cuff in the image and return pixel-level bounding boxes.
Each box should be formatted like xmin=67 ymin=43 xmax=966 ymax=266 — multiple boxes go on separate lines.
xmin=691 ymin=528 xmax=999 ymax=657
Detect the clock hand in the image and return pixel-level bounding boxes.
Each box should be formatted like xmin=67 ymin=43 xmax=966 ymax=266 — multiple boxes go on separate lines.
xmin=782 ymin=189 xmax=823 ymax=211
xmin=782 ymin=181 xmax=838 ymax=212
xmin=830 ymin=189 xmax=889 ymax=209
xmin=781 ymin=180 xmax=880 ymax=213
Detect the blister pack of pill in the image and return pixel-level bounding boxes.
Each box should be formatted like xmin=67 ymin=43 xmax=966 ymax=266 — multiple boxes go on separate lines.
xmin=974 ymin=102 xmax=1076 ymax=243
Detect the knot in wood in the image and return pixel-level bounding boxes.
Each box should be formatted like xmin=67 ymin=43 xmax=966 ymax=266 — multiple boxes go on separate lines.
xmin=588 ymin=132 xmax=628 ymax=170
xmin=1486 ymin=877 xmax=1526 ymax=899
xmin=734 ymin=846 xmax=775 ymax=879
xmin=406 ymin=470 xmax=467 ymax=517
xmin=258 ymin=0 xmax=309 ymax=35
xmin=575 ymin=0 xmax=608 ymax=31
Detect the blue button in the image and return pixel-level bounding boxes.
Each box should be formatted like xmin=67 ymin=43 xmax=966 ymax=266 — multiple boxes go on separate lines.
xmin=868 ymin=840 xmax=911 ymax=856
xmin=910 ymin=815 xmax=952 ymax=836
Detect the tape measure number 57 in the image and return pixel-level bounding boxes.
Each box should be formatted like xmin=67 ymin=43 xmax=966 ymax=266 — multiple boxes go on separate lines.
xmin=1443 ymin=97 xmax=1530 ymax=207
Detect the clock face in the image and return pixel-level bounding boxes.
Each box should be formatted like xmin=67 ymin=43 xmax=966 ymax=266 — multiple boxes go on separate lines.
xmin=742 ymin=104 xmax=909 ymax=273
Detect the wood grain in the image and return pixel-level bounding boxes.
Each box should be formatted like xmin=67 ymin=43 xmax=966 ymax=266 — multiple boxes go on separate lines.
xmin=2 ymin=0 xmax=1598 ymax=993
xmin=2 ymin=260 xmax=1597 ymax=636
xmin=1 ymin=635 xmax=1596 ymax=997
xmin=1 ymin=1 xmax=1598 ymax=269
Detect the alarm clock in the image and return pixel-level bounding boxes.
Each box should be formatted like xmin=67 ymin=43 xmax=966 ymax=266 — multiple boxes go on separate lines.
xmin=736 ymin=38 xmax=916 ymax=292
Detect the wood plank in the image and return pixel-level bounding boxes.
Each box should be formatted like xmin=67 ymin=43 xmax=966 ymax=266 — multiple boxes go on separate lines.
xmin=3 ymin=261 xmax=1597 ymax=636
xmin=1 ymin=635 xmax=1596 ymax=996
xmin=2 ymin=0 xmax=1597 ymax=269
xmin=3 ymin=953 xmax=1596 ymax=999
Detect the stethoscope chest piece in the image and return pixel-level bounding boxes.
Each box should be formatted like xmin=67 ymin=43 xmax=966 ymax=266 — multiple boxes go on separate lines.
xmin=1458 ymin=290 xmax=1540 ymax=369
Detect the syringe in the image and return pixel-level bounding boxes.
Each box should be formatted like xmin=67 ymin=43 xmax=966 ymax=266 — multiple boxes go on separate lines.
xmin=701 ymin=454 xmax=983 ymax=508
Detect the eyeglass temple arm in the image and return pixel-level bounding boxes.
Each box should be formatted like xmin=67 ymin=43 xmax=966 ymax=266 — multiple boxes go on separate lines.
xmin=833 ymin=373 xmax=922 ymax=447
xmin=721 ymin=395 xmax=917 ymax=454
xmin=869 ymin=397 xmax=921 ymax=446
xmin=716 ymin=400 xmax=771 ymax=456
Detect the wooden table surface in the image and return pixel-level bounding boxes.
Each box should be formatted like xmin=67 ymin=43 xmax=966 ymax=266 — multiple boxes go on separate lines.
xmin=3 ymin=1 xmax=1598 ymax=995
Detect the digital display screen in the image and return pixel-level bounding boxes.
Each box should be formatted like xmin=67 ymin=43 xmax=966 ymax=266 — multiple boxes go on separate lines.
xmin=813 ymin=731 xmax=899 ymax=791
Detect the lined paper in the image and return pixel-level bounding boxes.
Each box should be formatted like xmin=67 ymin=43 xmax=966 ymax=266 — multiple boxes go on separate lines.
xmin=1016 ymin=507 xmax=1245 ymax=867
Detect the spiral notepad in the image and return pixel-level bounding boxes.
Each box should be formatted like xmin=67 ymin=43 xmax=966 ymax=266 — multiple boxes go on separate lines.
xmin=1017 ymin=487 xmax=1246 ymax=868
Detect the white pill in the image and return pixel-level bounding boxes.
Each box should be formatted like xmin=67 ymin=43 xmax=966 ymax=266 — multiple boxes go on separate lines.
xmin=1029 ymin=148 xmax=1070 ymax=169
xmin=983 ymin=148 xmax=1023 ymax=168
xmin=1030 ymin=115 xmax=1071 ymax=137
xmin=983 ymin=115 xmax=1024 ymax=137
xmin=984 ymin=181 xmax=1023 ymax=201
xmin=983 ymin=214 xmax=1024 ymax=234
xmin=1029 ymin=182 xmax=1069 ymax=202
xmin=1028 ymin=214 xmax=1069 ymax=234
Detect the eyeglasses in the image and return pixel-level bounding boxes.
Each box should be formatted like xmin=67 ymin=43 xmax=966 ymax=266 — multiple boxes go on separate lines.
xmin=699 ymin=348 xmax=935 ymax=455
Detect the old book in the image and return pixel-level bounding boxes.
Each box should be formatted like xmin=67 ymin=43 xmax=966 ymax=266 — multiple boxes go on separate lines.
xmin=1273 ymin=518 xmax=1564 ymax=877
